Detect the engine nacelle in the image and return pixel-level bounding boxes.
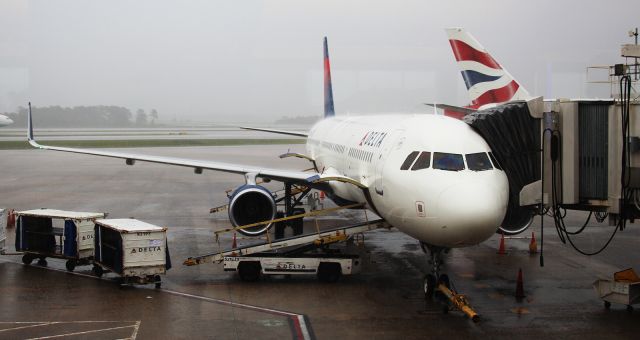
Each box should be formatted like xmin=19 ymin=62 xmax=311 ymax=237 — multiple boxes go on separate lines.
xmin=498 ymin=207 xmax=534 ymax=235
xmin=228 ymin=185 xmax=277 ymax=236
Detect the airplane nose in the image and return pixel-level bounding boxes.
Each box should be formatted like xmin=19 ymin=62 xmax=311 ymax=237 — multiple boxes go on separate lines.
xmin=435 ymin=181 xmax=507 ymax=246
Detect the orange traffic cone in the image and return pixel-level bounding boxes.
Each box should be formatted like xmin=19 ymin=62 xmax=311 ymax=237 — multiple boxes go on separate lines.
xmin=7 ymin=209 xmax=15 ymax=228
xmin=515 ymin=268 xmax=525 ymax=300
xmin=497 ymin=232 xmax=506 ymax=255
xmin=232 ymin=232 xmax=237 ymax=249
xmin=529 ymin=232 xmax=538 ymax=254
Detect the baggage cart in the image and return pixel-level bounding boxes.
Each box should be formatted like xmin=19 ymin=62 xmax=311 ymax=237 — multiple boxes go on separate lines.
xmin=93 ymin=219 xmax=171 ymax=288
xmin=593 ymin=268 xmax=640 ymax=312
xmin=14 ymin=209 xmax=105 ymax=271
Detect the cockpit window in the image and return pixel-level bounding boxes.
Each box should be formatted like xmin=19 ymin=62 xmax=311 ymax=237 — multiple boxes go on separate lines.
xmin=411 ymin=152 xmax=431 ymax=171
xmin=466 ymin=152 xmax=493 ymax=171
xmin=488 ymin=152 xmax=503 ymax=170
xmin=433 ymin=152 xmax=465 ymax=171
xmin=400 ymin=151 xmax=419 ymax=170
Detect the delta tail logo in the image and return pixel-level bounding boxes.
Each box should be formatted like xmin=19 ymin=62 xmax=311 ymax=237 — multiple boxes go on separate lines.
xmin=446 ymin=28 xmax=531 ymax=110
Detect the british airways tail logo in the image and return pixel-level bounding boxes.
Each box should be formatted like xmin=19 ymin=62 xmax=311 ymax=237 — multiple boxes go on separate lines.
xmin=449 ymin=38 xmax=519 ymax=109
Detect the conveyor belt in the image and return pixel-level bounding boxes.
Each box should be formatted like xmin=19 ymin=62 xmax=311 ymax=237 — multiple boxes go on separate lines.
xmin=184 ymin=218 xmax=387 ymax=266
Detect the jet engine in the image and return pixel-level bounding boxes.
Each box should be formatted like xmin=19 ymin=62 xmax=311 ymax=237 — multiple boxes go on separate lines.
xmin=228 ymin=185 xmax=277 ymax=236
xmin=498 ymin=208 xmax=534 ymax=235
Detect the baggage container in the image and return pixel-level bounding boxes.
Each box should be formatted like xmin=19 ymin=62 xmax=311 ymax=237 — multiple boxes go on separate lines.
xmin=593 ymin=268 xmax=640 ymax=312
xmin=93 ymin=219 xmax=171 ymax=288
xmin=14 ymin=209 xmax=105 ymax=271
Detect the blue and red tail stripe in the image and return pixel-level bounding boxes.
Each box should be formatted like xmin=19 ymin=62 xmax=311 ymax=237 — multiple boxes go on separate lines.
xmin=323 ymin=37 xmax=335 ymax=118
xmin=469 ymin=80 xmax=520 ymax=108
xmin=449 ymin=39 xmax=501 ymax=70
xmin=460 ymin=70 xmax=502 ymax=89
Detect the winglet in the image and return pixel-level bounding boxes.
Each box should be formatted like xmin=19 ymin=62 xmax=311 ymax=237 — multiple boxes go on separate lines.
xmin=27 ymin=102 xmax=41 ymax=148
xmin=323 ymin=37 xmax=335 ymax=118
xmin=27 ymin=102 xmax=34 ymax=141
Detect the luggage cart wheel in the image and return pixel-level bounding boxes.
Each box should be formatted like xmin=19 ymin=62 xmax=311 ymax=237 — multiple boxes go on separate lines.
xmin=317 ymin=262 xmax=341 ymax=283
xmin=604 ymin=301 xmax=611 ymax=309
xmin=22 ymin=254 xmax=34 ymax=265
xmin=37 ymin=258 xmax=47 ymax=267
xmin=238 ymin=261 xmax=261 ymax=282
xmin=154 ymin=275 xmax=162 ymax=289
xmin=65 ymin=260 xmax=76 ymax=272
xmin=627 ymin=305 xmax=633 ymax=313
xmin=93 ymin=265 xmax=104 ymax=278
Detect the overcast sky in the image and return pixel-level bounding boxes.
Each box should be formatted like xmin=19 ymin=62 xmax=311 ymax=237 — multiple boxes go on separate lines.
xmin=0 ymin=0 xmax=638 ymax=123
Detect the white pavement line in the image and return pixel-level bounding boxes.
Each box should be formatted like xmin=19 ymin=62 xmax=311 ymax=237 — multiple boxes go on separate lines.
xmin=161 ymin=289 xmax=312 ymax=340
xmin=296 ymin=315 xmax=311 ymax=340
xmin=0 ymin=322 xmax=56 ymax=332
xmin=25 ymin=324 xmax=137 ymax=340
xmin=161 ymin=289 xmax=297 ymax=316
xmin=131 ymin=320 xmax=141 ymax=340
xmin=0 ymin=258 xmax=311 ymax=340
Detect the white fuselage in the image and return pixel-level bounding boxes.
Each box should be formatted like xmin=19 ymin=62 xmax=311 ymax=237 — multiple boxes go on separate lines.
xmin=306 ymin=114 xmax=509 ymax=248
xmin=0 ymin=115 xmax=13 ymax=127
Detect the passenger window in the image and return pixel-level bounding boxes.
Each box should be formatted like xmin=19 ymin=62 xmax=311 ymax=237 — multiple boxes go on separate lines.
xmin=433 ymin=152 xmax=465 ymax=171
xmin=488 ymin=152 xmax=503 ymax=170
xmin=411 ymin=152 xmax=431 ymax=171
xmin=400 ymin=151 xmax=419 ymax=170
xmin=466 ymin=152 xmax=493 ymax=171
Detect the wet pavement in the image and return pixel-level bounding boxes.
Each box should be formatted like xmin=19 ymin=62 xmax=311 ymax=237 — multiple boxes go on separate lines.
xmin=1 ymin=144 xmax=639 ymax=339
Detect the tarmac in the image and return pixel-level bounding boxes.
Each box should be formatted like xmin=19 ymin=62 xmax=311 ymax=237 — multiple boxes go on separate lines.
xmin=1 ymin=143 xmax=639 ymax=339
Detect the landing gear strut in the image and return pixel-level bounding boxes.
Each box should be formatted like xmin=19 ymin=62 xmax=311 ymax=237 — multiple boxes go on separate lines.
xmin=421 ymin=243 xmax=447 ymax=299
xmin=274 ymin=183 xmax=311 ymax=239
xmin=421 ymin=242 xmax=480 ymax=322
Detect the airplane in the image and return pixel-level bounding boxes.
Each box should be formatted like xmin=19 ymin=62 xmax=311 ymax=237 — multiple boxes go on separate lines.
xmin=26 ymin=29 xmax=529 ymax=297
xmin=0 ymin=114 xmax=14 ymax=127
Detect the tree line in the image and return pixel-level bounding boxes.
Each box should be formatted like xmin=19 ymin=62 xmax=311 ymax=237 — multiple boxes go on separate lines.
xmin=1 ymin=105 xmax=159 ymax=128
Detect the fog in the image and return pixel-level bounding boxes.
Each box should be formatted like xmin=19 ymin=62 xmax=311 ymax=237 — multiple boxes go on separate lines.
xmin=0 ymin=0 xmax=638 ymax=123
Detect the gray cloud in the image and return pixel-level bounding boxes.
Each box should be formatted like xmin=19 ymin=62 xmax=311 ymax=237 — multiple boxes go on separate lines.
xmin=0 ymin=0 xmax=637 ymax=122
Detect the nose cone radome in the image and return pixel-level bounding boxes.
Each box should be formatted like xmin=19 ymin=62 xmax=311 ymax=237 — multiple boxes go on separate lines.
xmin=435 ymin=181 xmax=507 ymax=247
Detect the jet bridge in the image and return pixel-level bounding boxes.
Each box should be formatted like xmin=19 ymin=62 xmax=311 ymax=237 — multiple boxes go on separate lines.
xmin=467 ymin=97 xmax=640 ymax=227
xmin=465 ymin=44 xmax=640 ymax=243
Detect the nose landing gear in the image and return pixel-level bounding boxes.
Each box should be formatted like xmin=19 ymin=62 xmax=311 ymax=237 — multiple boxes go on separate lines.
xmin=421 ymin=242 xmax=480 ymax=322
xmin=421 ymin=243 xmax=447 ymax=298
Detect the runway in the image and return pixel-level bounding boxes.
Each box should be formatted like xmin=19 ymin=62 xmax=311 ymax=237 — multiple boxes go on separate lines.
xmin=1 ymin=144 xmax=639 ymax=339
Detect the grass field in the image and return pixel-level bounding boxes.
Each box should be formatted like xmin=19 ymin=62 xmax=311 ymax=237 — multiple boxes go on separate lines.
xmin=0 ymin=138 xmax=305 ymax=150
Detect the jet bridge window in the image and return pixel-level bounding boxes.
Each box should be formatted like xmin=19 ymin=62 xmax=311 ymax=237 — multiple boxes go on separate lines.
xmin=433 ymin=152 xmax=465 ymax=171
xmin=466 ymin=152 xmax=493 ymax=171
xmin=400 ymin=151 xmax=420 ymax=170
xmin=411 ymin=152 xmax=431 ymax=170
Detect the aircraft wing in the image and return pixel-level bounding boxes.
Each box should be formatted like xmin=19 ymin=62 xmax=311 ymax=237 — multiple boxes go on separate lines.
xmin=240 ymin=126 xmax=308 ymax=137
xmin=27 ymin=108 xmax=363 ymax=188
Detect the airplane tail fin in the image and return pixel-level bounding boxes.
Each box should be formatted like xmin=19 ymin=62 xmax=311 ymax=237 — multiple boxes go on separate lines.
xmin=323 ymin=37 xmax=335 ymax=118
xmin=445 ymin=28 xmax=531 ymax=109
